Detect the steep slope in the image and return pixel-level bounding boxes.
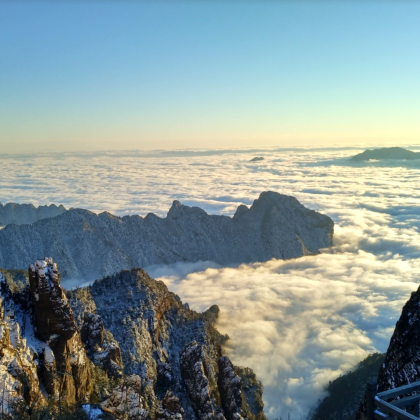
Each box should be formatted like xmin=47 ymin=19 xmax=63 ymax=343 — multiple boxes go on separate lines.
xmin=0 ymin=191 xmax=334 ymax=280
xmin=1 ymin=259 xmax=267 ymax=419
xmin=0 ymin=202 xmax=66 ymax=227
xmin=68 ymin=267 xmax=267 ymax=419
xmin=310 ymin=353 xmax=385 ymax=420
xmin=357 ymin=285 xmax=420 ymax=419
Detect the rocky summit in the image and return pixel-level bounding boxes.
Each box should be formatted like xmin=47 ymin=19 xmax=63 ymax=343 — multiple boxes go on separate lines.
xmin=0 ymin=257 xmax=267 ymax=419
xmin=0 ymin=191 xmax=334 ymax=280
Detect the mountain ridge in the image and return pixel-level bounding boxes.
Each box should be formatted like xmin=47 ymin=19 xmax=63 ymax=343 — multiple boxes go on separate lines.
xmin=0 ymin=191 xmax=334 ymax=280
xmin=350 ymin=147 xmax=420 ymax=161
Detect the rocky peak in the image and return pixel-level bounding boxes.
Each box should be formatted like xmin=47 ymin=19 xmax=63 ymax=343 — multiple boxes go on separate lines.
xmin=1 ymin=261 xmax=267 ymax=419
xmin=29 ymin=258 xmax=76 ymax=342
xmin=28 ymin=257 xmax=92 ymax=402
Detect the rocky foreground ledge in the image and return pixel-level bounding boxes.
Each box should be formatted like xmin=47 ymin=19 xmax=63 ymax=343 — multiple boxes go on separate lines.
xmin=0 ymin=191 xmax=334 ymax=280
xmin=0 ymin=258 xmax=266 ymax=419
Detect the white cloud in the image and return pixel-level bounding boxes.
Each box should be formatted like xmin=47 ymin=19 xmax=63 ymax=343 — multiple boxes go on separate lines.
xmin=3 ymin=146 xmax=420 ymax=418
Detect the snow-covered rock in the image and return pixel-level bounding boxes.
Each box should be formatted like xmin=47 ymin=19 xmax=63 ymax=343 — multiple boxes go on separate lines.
xmin=0 ymin=192 xmax=334 ymax=280
xmin=0 ymin=273 xmax=44 ymax=414
xmin=0 ymin=260 xmax=267 ymax=419
xmin=28 ymin=258 xmax=92 ymax=402
xmin=68 ymin=267 xmax=267 ymax=419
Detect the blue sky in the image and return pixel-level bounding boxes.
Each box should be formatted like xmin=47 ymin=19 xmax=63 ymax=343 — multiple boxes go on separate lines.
xmin=1 ymin=1 xmax=420 ymax=152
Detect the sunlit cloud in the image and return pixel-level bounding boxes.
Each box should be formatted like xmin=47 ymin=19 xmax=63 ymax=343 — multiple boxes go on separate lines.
xmin=2 ymin=146 xmax=420 ymax=418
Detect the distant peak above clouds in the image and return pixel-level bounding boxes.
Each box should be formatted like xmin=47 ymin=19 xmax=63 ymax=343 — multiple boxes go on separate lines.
xmin=350 ymin=147 xmax=420 ymax=161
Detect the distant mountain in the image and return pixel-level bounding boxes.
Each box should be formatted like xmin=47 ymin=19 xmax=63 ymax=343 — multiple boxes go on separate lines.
xmin=0 ymin=202 xmax=66 ymax=227
xmin=0 ymin=191 xmax=333 ymax=280
xmin=310 ymin=353 xmax=385 ymax=420
xmin=350 ymin=147 xmax=420 ymax=161
xmin=249 ymin=157 xmax=264 ymax=162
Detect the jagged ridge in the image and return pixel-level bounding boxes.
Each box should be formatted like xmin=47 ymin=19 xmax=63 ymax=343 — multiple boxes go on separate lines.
xmin=1 ymin=259 xmax=267 ymax=420
xmin=0 ymin=192 xmax=334 ymax=280
xmin=0 ymin=202 xmax=66 ymax=227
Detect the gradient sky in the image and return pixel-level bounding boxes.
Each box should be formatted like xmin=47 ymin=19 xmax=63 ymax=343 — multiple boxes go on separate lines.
xmin=1 ymin=1 xmax=420 ymax=153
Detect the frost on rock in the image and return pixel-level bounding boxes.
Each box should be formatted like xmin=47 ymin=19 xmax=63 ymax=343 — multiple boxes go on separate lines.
xmin=155 ymin=391 xmax=184 ymax=420
xmin=67 ymin=267 xmax=267 ymax=420
xmin=218 ymin=357 xmax=245 ymax=420
xmin=28 ymin=258 xmax=92 ymax=403
xmin=357 ymin=285 xmax=420 ymax=419
xmin=0 ymin=272 xmax=44 ymax=414
xmin=1 ymin=261 xmax=267 ymax=419
xmin=81 ymin=312 xmax=123 ymax=377
xmin=179 ymin=341 xmax=221 ymax=420
xmin=100 ymin=375 xmax=150 ymax=420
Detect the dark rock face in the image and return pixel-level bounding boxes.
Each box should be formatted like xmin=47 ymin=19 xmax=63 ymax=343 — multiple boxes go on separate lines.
xmin=0 ymin=192 xmax=334 ymax=280
xmin=1 ymin=261 xmax=267 ymax=419
xmin=350 ymin=147 xmax=420 ymax=161
xmin=377 ymin=286 xmax=420 ymax=391
xmin=0 ymin=202 xmax=66 ymax=227
xmin=100 ymin=375 xmax=150 ymax=419
xmin=218 ymin=357 xmax=244 ymax=420
xmin=156 ymin=391 xmax=184 ymax=419
xmin=67 ymin=268 xmax=267 ymax=420
xmin=180 ymin=341 xmax=217 ymax=420
xmin=28 ymin=258 xmax=92 ymax=403
xmin=0 ymin=277 xmax=44 ymax=411
xmin=357 ymin=286 xmax=420 ymax=419
xmin=81 ymin=312 xmax=123 ymax=377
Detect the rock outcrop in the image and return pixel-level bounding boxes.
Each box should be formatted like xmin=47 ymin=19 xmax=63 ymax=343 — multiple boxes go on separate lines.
xmin=156 ymin=391 xmax=184 ymax=419
xmin=357 ymin=286 xmax=420 ymax=419
xmin=0 ymin=259 xmax=267 ymax=419
xmin=180 ymin=341 xmax=219 ymax=420
xmin=28 ymin=258 xmax=92 ymax=403
xmin=100 ymin=375 xmax=150 ymax=419
xmin=376 ymin=285 xmax=420 ymax=391
xmin=0 ymin=202 xmax=66 ymax=227
xmin=67 ymin=267 xmax=267 ymax=419
xmin=0 ymin=192 xmax=334 ymax=280
xmin=0 ymin=275 xmax=44 ymax=413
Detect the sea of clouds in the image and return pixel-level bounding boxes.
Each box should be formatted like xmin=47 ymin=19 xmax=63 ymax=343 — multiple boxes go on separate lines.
xmin=2 ymin=146 xmax=420 ymax=418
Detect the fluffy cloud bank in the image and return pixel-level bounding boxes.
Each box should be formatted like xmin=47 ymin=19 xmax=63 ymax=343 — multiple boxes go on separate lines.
xmin=2 ymin=146 xmax=420 ymax=418
xmin=155 ymin=246 xmax=420 ymax=418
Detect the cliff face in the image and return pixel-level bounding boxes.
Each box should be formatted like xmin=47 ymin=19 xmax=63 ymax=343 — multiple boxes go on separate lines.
xmin=376 ymin=286 xmax=420 ymax=391
xmin=68 ymin=267 xmax=267 ymax=420
xmin=357 ymin=286 xmax=420 ymax=419
xmin=28 ymin=258 xmax=92 ymax=403
xmin=0 ymin=192 xmax=333 ymax=280
xmin=0 ymin=203 xmax=66 ymax=227
xmin=0 ymin=275 xmax=44 ymax=413
xmin=0 ymin=259 xmax=267 ymax=420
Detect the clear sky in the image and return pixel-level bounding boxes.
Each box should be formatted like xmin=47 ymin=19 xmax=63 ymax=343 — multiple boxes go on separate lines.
xmin=1 ymin=1 xmax=420 ymax=153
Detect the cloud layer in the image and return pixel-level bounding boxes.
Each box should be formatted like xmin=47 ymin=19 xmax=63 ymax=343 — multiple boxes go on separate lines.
xmin=2 ymin=146 xmax=420 ymax=418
